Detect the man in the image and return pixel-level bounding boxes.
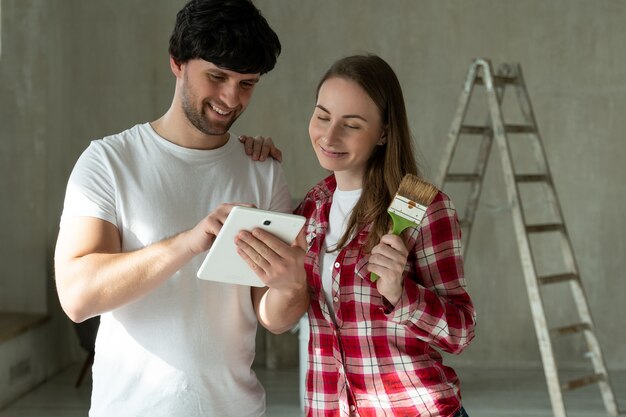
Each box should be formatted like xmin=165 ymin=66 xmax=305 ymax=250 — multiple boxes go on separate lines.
xmin=54 ymin=1 xmax=308 ymax=416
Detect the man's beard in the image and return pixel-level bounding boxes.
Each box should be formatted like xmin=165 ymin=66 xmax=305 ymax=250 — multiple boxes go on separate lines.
xmin=180 ymin=80 xmax=239 ymax=136
xmin=182 ymin=97 xmax=239 ymax=136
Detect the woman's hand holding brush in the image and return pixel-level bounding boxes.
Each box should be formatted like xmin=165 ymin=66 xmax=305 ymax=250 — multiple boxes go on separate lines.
xmin=368 ymin=233 xmax=409 ymax=306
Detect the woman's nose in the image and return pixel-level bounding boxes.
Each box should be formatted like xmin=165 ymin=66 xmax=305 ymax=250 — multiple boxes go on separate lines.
xmin=321 ymin=124 xmax=340 ymax=145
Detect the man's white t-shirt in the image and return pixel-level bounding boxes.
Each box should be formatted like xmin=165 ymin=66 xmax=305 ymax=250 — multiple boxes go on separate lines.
xmin=60 ymin=123 xmax=292 ymax=417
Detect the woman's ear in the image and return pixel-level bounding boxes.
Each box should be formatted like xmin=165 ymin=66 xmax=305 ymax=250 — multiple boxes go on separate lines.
xmin=377 ymin=128 xmax=388 ymax=146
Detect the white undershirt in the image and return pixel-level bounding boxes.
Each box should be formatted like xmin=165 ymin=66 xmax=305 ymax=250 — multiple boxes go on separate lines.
xmin=320 ymin=188 xmax=362 ymax=315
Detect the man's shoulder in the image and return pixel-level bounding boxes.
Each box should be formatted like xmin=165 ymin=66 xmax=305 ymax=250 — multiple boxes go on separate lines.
xmin=97 ymin=123 xmax=149 ymax=147
xmin=80 ymin=124 xmax=153 ymax=160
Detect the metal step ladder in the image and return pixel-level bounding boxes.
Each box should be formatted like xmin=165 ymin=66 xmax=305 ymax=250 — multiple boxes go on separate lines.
xmin=435 ymin=58 xmax=619 ymax=417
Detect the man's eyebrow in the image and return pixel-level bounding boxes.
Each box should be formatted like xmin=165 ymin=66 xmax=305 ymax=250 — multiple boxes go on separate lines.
xmin=207 ymin=69 xmax=260 ymax=83
xmin=315 ymin=104 xmax=367 ymax=121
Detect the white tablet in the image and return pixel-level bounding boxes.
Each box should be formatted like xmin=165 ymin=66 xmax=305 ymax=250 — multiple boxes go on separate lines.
xmin=197 ymin=206 xmax=306 ymax=287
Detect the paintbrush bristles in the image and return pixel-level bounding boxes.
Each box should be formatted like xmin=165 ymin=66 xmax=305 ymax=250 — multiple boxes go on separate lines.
xmin=396 ymin=174 xmax=439 ymax=206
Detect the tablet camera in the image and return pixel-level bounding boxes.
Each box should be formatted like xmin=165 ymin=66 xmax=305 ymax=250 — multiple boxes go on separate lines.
xmin=263 ymin=220 xmax=272 ymax=226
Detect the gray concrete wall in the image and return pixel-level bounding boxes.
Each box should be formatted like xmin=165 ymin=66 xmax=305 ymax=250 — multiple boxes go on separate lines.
xmin=249 ymin=0 xmax=626 ymax=371
xmin=1 ymin=1 xmax=82 ymax=406
xmin=0 ymin=3 xmax=624 ymax=402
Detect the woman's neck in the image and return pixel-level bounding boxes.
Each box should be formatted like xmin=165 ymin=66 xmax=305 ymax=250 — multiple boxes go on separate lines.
xmin=334 ymin=171 xmax=364 ymax=191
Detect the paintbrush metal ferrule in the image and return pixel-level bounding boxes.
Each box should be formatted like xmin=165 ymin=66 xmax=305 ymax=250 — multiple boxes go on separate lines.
xmin=371 ymin=175 xmax=437 ymax=282
xmin=388 ymin=194 xmax=428 ymax=224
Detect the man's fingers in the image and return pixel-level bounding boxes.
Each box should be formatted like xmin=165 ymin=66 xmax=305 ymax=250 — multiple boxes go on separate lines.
xmin=216 ymin=202 xmax=251 ymax=222
xmin=208 ymin=203 xmax=237 ymax=233
xmin=208 ymin=203 xmax=256 ymax=236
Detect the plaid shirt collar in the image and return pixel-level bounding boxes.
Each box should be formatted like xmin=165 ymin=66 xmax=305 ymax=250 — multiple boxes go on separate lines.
xmin=302 ymin=175 xmax=372 ymax=287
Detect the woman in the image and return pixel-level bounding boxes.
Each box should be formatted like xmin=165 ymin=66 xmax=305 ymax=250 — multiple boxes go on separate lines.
xmin=236 ymin=54 xmax=476 ymax=417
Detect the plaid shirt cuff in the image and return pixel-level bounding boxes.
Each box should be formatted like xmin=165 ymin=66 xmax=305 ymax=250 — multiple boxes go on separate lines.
xmin=384 ymin=278 xmax=421 ymax=323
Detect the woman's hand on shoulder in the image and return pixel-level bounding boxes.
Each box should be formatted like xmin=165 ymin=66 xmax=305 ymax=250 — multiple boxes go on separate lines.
xmin=368 ymin=233 xmax=409 ymax=306
xmin=238 ymin=135 xmax=283 ymax=162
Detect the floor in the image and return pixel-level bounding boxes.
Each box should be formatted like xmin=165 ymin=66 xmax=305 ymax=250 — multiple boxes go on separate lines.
xmin=0 ymin=363 xmax=624 ymax=416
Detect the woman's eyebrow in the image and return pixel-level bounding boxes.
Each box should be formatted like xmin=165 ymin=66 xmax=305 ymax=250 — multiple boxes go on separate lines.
xmin=315 ymin=104 xmax=367 ymax=121
xmin=315 ymin=104 xmax=330 ymax=113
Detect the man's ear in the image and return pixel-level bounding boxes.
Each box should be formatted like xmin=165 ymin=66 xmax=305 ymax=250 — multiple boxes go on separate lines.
xmin=170 ymin=56 xmax=184 ymax=78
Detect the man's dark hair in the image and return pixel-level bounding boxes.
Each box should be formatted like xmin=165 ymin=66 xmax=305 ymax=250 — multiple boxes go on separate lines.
xmin=169 ymin=0 xmax=281 ymax=75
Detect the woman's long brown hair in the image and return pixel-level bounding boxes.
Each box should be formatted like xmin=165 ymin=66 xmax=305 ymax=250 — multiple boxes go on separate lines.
xmin=316 ymin=54 xmax=422 ymax=252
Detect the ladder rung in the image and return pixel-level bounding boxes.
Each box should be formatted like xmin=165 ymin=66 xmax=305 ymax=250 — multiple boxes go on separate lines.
xmin=551 ymin=322 xmax=591 ymax=336
xmin=446 ymin=174 xmax=481 ymax=182
xmin=537 ymin=273 xmax=578 ymax=285
xmin=526 ymin=223 xmax=564 ymax=233
xmin=515 ymin=174 xmax=549 ymax=183
xmin=475 ymin=74 xmax=517 ymax=86
xmin=504 ymin=124 xmax=536 ymax=134
xmin=459 ymin=125 xmax=490 ymax=135
xmin=562 ymin=373 xmax=605 ymax=391
xmin=459 ymin=124 xmax=532 ymax=135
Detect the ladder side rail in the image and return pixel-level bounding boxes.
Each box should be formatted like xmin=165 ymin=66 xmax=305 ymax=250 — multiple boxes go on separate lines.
xmin=461 ymin=72 xmax=507 ymax=258
xmin=509 ymin=63 xmax=580 ymax=283
xmin=509 ymin=63 xmax=565 ymax=231
xmin=478 ymin=59 xmax=568 ymax=417
xmin=435 ymin=61 xmax=482 ymax=188
xmin=512 ymin=64 xmax=586 ymax=275
xmin=506 ymin=63 xmax=550 ymax=174
xmin=514 ymin=63 xmax=615 ymax=349
xmin=460 ymin=131 xmax=491 ymax=258
xmin=567 ymin=275 xmax=620 ymax=416
xmin=512 ymin=63 xmax=619 ymax=416
xmin=552 ymin=226 xmax=619 ymax=414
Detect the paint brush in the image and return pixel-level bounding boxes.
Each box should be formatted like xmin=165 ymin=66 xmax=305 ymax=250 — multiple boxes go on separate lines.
xmin=370 ymin=174 xmax=439 ymax=282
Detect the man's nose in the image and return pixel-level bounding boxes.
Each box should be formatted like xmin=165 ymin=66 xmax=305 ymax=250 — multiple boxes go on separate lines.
xmin=219 ymin=83 xmax=240 ymax=109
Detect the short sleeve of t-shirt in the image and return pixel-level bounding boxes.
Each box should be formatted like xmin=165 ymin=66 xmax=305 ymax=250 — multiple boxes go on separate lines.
xmin=60 ymin=141 xmax=117 ymax=227
xmin=267 ymin=162 xmax=292 ymax=214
